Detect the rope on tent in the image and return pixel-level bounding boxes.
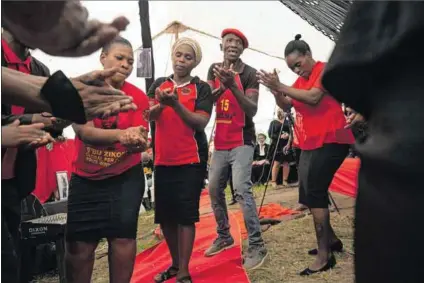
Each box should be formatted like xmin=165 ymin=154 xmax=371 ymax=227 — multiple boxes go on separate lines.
xmin=151 ymin=21 xmax=286 ymax=61
xmin=163 ymin=35 xmax=174 ymax=75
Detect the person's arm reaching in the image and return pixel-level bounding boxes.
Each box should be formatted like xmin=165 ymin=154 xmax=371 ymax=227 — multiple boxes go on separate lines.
xmin=2 ymin=1 xmax=129 ymax=57
xmin=2 ymin=120 xmax=54 ymax=148
xmin=2 ymin=67 xmax=52 ymax=112
xmin=257 ymin=69 xmax=324 ymax=106
xmin=72 ymin=122 xmax=123 ymax=146
xmin=276 ymin=85 xmax=324 ymax=106
xmin=73 ymin=121 xmax=147 ymax=152
xmin=2 ymin=67 xmax=137 ymax=122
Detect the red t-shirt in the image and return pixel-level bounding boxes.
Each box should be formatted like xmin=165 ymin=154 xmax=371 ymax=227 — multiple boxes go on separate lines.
xmin=73 ymin=82 xmax=150 ymax=180
xmin=147 ymin=76 xmax=213 ymax=166
xmin=32 ymin=140 xmax=75 ymax=203
xmin=291 ymin=61 xmax=354 ymax=150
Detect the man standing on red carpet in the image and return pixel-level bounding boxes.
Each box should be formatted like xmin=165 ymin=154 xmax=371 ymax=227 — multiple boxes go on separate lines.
xmin=205 ymin=28 xmax=268 ymax=270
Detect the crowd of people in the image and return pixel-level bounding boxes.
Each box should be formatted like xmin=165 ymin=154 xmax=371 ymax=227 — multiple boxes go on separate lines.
xmin=2 ymin=1 xmax=424 ymax=283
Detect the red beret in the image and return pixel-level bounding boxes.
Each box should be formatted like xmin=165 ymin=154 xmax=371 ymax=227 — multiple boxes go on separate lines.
xmin=221 ymin=28 xmax=249 ymax=49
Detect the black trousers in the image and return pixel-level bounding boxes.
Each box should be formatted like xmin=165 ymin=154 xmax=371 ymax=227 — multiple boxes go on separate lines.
xmin=1 ymin=179 xmax=21 ymax=283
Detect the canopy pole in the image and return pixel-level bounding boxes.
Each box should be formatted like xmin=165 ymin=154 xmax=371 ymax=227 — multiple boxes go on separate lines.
xmin=138 ymin=1 xmax=156 ymax=154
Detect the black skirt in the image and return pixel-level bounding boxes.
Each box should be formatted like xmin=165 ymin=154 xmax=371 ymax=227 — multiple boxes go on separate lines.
xmin=66 ymin=164 xmax=145 ymax=242
xmin=154 ymin=163 xmax=206 ymax=225
xmin=298 ymin=143 xmax=349 ymax=208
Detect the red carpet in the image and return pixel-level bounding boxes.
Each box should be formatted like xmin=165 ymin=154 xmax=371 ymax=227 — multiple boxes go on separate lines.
xmin=131 ymin=191 xmax=298 ymax=283
xmin=234 ymin=203 xmax=299 ymax=240
xmin=132 ymin=158 xmax=360 ymax=283
xmin=131 ymin=199 xmax=249 ymax=283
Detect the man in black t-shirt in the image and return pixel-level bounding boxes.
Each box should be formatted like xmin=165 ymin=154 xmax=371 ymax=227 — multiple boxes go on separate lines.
xmin=205 ymin=28 xmax=267 ymax=270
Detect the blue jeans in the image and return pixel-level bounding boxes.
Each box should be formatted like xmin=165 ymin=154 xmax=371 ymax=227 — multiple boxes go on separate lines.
xmin=208 ymin=145 xmax=264 ymax=247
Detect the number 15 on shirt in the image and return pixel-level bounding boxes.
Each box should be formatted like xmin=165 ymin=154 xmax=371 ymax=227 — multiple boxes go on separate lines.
xmin=220 ymin=99 xmax=230 ymax=112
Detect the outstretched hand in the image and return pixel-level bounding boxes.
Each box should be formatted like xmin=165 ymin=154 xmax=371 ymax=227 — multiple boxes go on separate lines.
xmin=72 ymin=67 xmax=137 ymax=120
xmin=3 ymin=1 xmax=129 ymax=57
xmin=2 ymin=120 xmax=54 ymax=148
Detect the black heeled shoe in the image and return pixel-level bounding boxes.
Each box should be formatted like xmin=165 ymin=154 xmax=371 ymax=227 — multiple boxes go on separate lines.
xmin=308 ymin=240 xmax=343 ymax=255
xmin=299 ymin=254 xmax=336 ymax=276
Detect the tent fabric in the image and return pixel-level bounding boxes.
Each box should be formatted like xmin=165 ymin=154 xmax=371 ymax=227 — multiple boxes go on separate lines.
xmin=279 ymin=0 xmax=352 ymax=41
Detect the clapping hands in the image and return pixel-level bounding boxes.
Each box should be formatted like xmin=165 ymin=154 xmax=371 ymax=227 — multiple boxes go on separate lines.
xmin=256 ymin=68 xmax=281 ymax=91
xmin=118 ymin=126 xmax=148 ymax=153
xmin=213 ymin=64 xmax=237 ymax=89
xmin=155 ymin=86 xmax=178 ymax=107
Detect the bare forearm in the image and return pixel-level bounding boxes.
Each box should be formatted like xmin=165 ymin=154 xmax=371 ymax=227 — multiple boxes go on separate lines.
xmin=73 ymin=125 xmax=123 ymax=146
xmin=277 ymin=83 xmax=322 ymax=106
xmin=2 ymin=1 xmax=64 ymax=33
xmin=149 ymin=104 xmax=164 ymax=121
xmin=2 ymin=68 xmax=52 ymax=112
xmin=173 ymin=102 xmax=209 ymax=131
xmin=274 ymin=94 xmax=292 ymax=112
xmin=4 ymin=68 xmax=48 ymax=86
xmin=229 ymin=85 xmax=257 ymax=117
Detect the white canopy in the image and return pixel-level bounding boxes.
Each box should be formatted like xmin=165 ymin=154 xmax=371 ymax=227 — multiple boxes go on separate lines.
xmin=32 ymin=1 xmax=335 ymax=140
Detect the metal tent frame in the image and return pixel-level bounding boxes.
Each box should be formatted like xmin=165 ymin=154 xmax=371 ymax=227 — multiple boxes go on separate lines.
xmin=279 ymin=0 xmax=353 ymax=41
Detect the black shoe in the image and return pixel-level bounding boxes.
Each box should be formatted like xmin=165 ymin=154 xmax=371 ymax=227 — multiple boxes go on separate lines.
xmin=308 ymin=240 xmax=343 ymax=255
xmin=299 ymin=254 xmax=336 ymax=276
xmin=229 ymin=199 xmax=237 ymax=205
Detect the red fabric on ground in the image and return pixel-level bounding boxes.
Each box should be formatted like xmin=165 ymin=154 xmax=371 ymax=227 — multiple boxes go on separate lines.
xmin=234 ymin=203 xmax=298 ymax=240
xmin=131 ymin=191 xmax=250 ymax=283
xmin=329 ymin=157 xmax=360 ymax=198
xmin=134 ymin=190 xmax=300 ymax=283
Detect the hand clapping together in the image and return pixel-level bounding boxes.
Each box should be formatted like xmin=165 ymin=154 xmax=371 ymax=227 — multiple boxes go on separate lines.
xmin=2 ymin=120 xmax=54 ymax=148
xmin=118 ymin=126 xmax=148 ymax=153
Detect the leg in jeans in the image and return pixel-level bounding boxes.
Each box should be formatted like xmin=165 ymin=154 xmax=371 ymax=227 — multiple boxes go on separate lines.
xmin=229 ymin=145 xmax=263 ymax=247
xmin=228 ymin=168 xmax=236 ymax=204
xmin=208 ymin=150 xmax=231 ymax=240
